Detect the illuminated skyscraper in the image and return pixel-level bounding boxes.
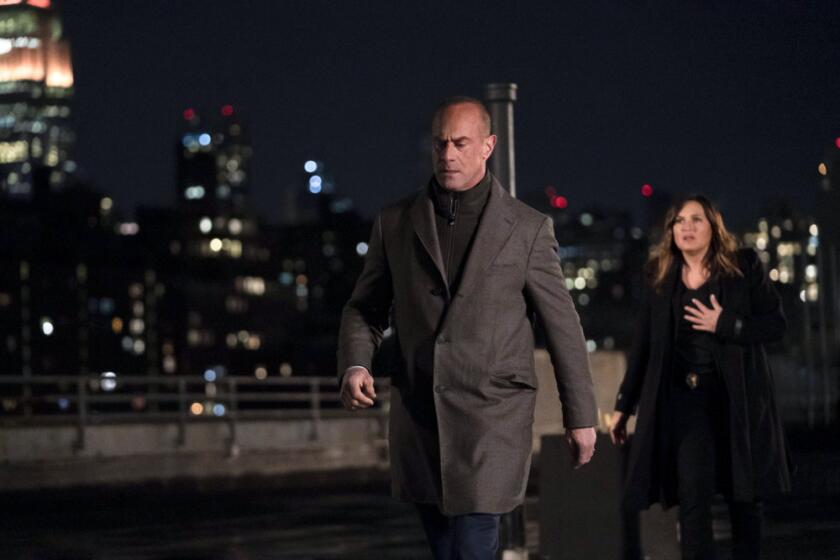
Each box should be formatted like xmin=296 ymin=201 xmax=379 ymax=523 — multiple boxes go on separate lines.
xmin=177 ymin=105 xmax=251 ymax=217
xmin=174 ymin=105 xmax=262 ymax=261
xmin=0 ymin=0 xmax=75 ymax=199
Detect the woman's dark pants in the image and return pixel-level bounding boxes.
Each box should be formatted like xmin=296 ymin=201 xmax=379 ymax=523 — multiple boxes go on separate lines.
xmin=670 ymin=375 xmax=762 ymax=560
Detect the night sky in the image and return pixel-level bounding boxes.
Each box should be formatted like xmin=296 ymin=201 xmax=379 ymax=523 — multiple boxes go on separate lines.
xmin=60 ymin=1 xmax=840 ymax=227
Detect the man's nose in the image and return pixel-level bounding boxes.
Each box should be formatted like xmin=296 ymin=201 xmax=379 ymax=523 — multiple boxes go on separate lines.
xmin=439 ymin=142 xmax=456 ymax=160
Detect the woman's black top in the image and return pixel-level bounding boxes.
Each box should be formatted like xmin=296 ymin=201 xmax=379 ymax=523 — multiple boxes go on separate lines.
xmin=674 ymin=280 xmax=718 ymax=375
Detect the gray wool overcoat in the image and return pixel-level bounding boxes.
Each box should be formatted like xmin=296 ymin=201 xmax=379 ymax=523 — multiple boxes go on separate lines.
xmin=338 ymin=176 xmax=598 ymax=515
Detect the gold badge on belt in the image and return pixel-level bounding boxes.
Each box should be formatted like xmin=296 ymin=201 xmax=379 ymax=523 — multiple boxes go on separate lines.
xmin=686 ymin=372 xmax=699 ymax=390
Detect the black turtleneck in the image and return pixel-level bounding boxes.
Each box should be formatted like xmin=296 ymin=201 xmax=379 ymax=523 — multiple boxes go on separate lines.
xmin=430 ymin=172 xmax=492 ymax=291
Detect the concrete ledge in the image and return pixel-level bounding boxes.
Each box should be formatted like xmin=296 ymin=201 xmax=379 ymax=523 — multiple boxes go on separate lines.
xmin=0 ymin=445 xmax=389 ymax=492
xmin=0 ymin=417 xmax=388 ymax=491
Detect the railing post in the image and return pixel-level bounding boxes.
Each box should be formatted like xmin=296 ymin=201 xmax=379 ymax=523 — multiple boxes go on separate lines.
xmin=177 ymin=377 xmax=187 ymax=447
xmin=310 ymin=378 xmax=321 ymax=442
xmin=226 ymin=377 xmax=239 ymax=458
xmin=74 ymin=376 xmax=86 ymax=452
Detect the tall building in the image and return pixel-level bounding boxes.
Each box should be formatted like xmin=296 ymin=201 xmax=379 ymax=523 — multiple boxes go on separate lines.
xmin=177 ymin=105 xmax=250 ymax=217
xmin=0 ymin=0 xmax=75 ymax=199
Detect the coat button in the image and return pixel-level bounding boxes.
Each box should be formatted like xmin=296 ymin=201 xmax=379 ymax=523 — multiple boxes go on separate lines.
xmin=434 ymin=385 xmax=447 ymax=394
xmin=437 ymin=336 xmax=448 ymax=344
xmin=430 ymin=288 xmax=444 ymax=297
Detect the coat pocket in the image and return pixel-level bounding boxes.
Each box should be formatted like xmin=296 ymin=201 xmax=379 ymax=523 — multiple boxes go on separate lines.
xmin=489 ymin=369 xmax=538 ymax=390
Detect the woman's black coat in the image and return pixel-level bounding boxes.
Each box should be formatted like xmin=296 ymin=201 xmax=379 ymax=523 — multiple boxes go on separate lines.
xmin=615 ymin=249 xmax=792 ymax=510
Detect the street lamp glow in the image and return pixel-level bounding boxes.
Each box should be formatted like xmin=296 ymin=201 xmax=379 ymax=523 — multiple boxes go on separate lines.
xmin=304 ymin=160 xmax=318 ymax=173
xmin=100 ymin=372 xmax=117 ymax=392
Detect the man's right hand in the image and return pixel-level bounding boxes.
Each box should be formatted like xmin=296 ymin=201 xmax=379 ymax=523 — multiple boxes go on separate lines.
xmin=340 ymin=367 xmax=376 ymax=411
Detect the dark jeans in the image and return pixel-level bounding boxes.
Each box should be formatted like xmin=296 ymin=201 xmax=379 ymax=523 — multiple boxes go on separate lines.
xmin=415 ymin=503 xmax=501 ymax=560
xmin=669 ymin=374 xmax=762 ymax=560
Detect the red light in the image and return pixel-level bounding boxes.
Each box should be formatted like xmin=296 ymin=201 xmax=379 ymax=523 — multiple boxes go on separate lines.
xmin=183 ymin=108 xmax=196 ymax=121
xmin=835 ymin=137 xmax=840 ymax=149
xmin=551 ymin=195 xmax=568 ymax=209
xmin=641 ymin=184 xmax=654 ymax=197
xmin=221 ymin=104 xmax=234 ymax=117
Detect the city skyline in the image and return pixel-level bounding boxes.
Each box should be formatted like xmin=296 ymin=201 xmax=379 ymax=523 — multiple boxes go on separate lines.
xmin=57 ymin=1 xmax=840 ymax=226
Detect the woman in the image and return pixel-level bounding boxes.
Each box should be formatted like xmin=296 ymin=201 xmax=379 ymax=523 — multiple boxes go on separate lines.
xmin=609 ymin=195 xmax=791 ymax=560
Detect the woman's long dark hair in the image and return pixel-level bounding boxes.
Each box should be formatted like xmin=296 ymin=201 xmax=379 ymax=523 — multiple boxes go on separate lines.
xmin=649 ymin=194 xmax=742 ymax=291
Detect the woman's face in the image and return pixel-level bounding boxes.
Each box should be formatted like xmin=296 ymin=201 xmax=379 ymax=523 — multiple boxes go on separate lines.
xmin=672 ymin=201 xmax=713 ymax=256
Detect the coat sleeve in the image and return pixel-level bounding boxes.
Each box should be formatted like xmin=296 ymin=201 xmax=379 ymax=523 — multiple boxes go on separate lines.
xmin=336 ymin=213 xmax=394 ymax=380
xmin=524 ymin=216 xmax=598 ymax=429
xmin=715 ymin=249 xmax=786 ymax=345
xmin=614 ymin=285 xmax=652 ymax=415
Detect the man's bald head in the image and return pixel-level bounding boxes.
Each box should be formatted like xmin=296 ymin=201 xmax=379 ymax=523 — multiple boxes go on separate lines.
xmin=430 ymin=97 xmax=497 ymax=191
xmin=431 ymin=97 xmax=492 ymax=137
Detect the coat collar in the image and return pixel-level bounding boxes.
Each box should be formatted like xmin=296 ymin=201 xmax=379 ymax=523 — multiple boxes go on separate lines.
xmin=407 ymin=173 xmax=517 ymax=298
xmin=452 ymin=175 xmax=517 ymax=299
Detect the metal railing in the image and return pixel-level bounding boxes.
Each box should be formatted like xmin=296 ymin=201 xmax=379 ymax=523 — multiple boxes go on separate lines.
xmin=0 ymin=375 xmax=391 ymax=454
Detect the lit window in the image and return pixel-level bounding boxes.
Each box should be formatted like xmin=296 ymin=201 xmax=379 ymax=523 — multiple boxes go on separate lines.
xmin=118 ymin=223 xmax=139 ymax=235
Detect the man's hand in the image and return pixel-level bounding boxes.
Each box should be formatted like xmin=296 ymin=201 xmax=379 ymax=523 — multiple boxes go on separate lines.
xmin=566 ymin=426 xmax=596 ymax=468
xmin=340 ymin=367 xmax=376 ymax=411
xmin=608 ymin=411 xmax=629 ymax=445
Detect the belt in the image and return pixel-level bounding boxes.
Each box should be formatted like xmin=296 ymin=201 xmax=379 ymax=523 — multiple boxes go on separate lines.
xmin=677 ymin=370 xmax=717 ymax=390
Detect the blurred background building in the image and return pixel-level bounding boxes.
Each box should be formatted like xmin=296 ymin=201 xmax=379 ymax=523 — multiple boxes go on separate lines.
xmin=0 ymin=0 xmax=75 ymax=200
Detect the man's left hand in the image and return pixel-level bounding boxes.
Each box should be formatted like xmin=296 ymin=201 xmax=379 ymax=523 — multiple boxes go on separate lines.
xmin=566 ymin=426 xmax=596 ymax=468
xmin=684 ymin=294 xmax=723 ymax=333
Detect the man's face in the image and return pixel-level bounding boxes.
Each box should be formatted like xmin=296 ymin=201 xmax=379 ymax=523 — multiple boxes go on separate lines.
xmin=431 ymin=103 xmax=496 ymax=192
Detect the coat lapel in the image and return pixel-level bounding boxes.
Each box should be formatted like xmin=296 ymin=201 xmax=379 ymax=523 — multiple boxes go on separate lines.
xmin=660 ymin=264 xmax=680 ymax=342
xmin=452 ymin=177 xmax=517 ymax=300
xmin=408 ymin=187 xmax=448 ymax=289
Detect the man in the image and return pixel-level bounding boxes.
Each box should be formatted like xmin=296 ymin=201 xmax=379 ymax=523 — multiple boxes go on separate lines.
xmin=338 ymin=97 xmax=597 ymax=559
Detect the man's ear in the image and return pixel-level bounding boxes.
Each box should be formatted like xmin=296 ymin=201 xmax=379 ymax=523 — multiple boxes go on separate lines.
xmin=483 ymin=134 xmax=497 ymax=160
